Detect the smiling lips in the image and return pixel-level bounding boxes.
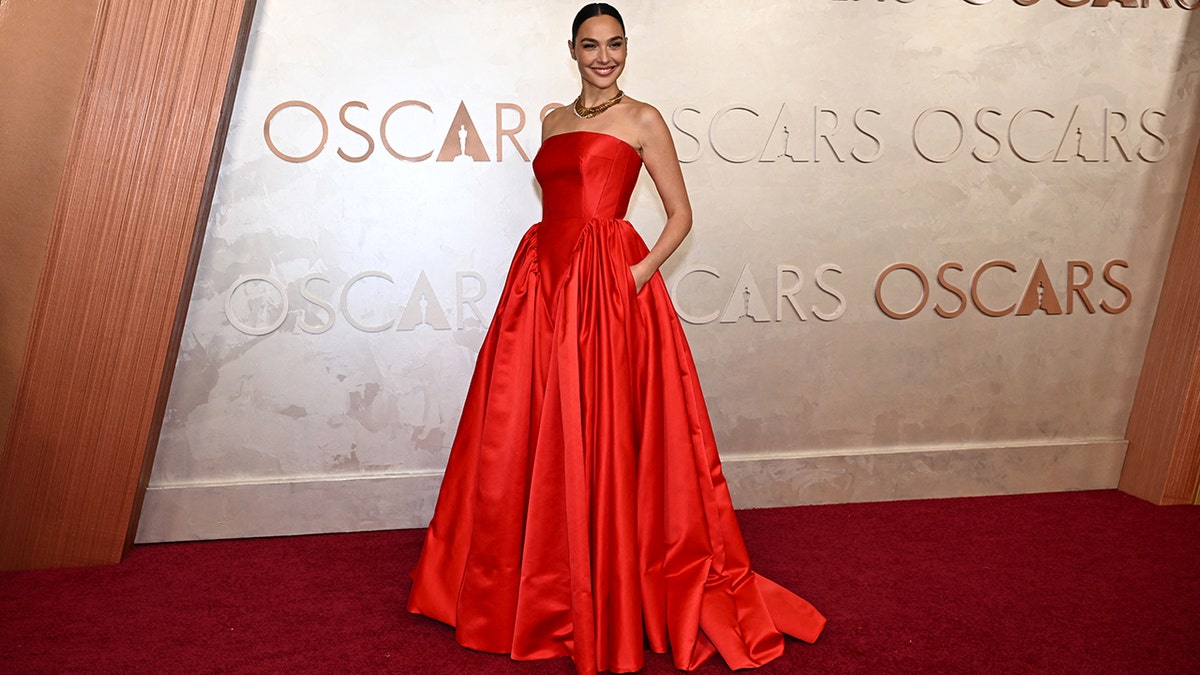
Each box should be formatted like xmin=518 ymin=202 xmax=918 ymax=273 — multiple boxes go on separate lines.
xmin=592 ymin=66 xmax=617 ymax=77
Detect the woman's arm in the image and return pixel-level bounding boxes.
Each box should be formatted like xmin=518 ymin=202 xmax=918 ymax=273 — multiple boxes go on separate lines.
xmin=631 ymin=105 xmax=693 ymax=291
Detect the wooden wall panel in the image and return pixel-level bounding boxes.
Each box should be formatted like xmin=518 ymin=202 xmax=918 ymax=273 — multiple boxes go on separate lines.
xmin=0 ymin=0 xmax=102 ymax=458
xmin=1121 ymin=132 xmax=1200 ymax=506
xmin=0 ymin=0 xmax=255 ymax=570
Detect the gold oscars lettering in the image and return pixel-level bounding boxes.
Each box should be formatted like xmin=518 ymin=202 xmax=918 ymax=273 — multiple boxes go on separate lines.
xmin=874 ymin=258 xmax=1131 ymax=320
xmin=262 ymin=100 xmax=562 ymax=163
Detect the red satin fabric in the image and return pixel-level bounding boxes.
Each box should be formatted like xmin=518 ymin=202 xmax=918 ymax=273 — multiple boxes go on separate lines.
xmin=407 ymin=131 xmax=825 ymax=674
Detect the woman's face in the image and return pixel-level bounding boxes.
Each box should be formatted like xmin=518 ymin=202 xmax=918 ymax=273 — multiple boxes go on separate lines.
xmin=571 ymin=15 xmax=626 ymax=91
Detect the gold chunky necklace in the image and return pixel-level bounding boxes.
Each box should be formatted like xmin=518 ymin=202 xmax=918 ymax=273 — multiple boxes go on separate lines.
xmin=573 ymin=90 xmax=625 ymax=119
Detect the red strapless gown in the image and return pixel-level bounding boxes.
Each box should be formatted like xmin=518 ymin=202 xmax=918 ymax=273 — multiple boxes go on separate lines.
xmin=407 ymin=131 xmax=825 ymax=674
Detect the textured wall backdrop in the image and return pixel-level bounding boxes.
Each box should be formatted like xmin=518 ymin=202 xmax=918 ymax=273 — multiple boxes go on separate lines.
xmin=138 ymin=0 xmax=1200 ymax=541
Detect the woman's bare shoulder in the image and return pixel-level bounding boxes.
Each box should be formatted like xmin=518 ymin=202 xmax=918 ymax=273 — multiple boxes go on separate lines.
xmin=541 ymin=105 xmax=573 ymax=140
xmin=620 ymin=96 xmax=663 ymax=121
xmin=619 ymin=97 xmax=670 ymax=146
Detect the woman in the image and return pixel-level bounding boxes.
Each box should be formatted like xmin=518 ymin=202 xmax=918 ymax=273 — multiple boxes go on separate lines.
xmin=408 ymin=5 xmax=825 ymax=673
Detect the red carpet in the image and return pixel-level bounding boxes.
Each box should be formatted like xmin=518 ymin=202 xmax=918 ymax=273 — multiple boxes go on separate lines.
xmin=2 ymin=490 xmax=1198 ymax=673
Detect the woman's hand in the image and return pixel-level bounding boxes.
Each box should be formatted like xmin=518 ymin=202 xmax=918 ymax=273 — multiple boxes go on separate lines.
xmin=630 ymin=262 xmax=654 ymax=293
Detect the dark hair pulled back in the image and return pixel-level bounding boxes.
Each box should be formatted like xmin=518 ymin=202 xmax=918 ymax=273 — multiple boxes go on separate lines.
xmin=571 ymin=3 xmax=625 ymax=41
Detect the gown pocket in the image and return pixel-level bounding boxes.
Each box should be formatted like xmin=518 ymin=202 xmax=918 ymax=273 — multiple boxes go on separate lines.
xmin=625 ymin=264 xmax=641 ymax=297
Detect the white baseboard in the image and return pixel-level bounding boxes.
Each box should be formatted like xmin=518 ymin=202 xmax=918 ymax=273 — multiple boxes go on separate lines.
xmin=135 ymin=439 xmax=1126 ymax=543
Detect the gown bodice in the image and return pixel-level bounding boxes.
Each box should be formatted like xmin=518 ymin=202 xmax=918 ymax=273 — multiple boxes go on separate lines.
xmin=533 ymin=132 xmax=642 ymax=221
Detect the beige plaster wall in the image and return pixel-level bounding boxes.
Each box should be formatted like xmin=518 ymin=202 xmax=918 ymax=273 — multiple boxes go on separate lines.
xmin=139 ymin=1 xmax=1200 ymax=541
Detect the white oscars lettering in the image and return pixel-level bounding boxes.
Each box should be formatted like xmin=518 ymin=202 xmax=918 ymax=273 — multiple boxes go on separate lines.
xmin=456 ymin=272 xmax=488 ymax=329
xmin=813 ymin=108 xmax=845 ymax=163
xmin=225 ymin=274 xmax=289 ymax=335
xmin=910 ymin=105 xmax=1167 ymax=164
xmin=973 ymin=108 xmax=1004 ymax=162
xmin=719 ymin=265 xmax=772 ymax=323
xmin=670 ymin=264 xmax=848 ymax=325
xmin=224 ymin=270 xmax=492 ymax=336
xmin=671 ymin=106 xmax=704 ymax=163
xmin=813 ymin=264 xmax=847 ymax=321
xmin=913 ymin=108 xmax=965 ymax=163
xmin=673 ymin=104 xmax=886 ymax=164
xmin=1009 ymin=108 xmax=1056 ymax=163
xmin=851 ymin=109 xmax=885 ymax=163
xmin=670 ymin=265 xmax=722 ymax=324
xmin=396 ymin=272 xmax=451 ymax=331
xmin=1053 ymin=106 xmax=1092 ymax=162
xmin=962 ymin=0 xmax=1198 ymax=7
xmin=776 ymin=265 xmax=806 ymax=321
xmin=1137 ymin=109 xmax=1168 ymax=161
xmin=997 ymin=0 xmax=1197 ymax=7
xmin=299 ymin=273 xmax=335 ymax=334
xmin=341 ymin=271 xmax=395 ymax=332
xmin=709 ymin=106 xmax=761 ymax=164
